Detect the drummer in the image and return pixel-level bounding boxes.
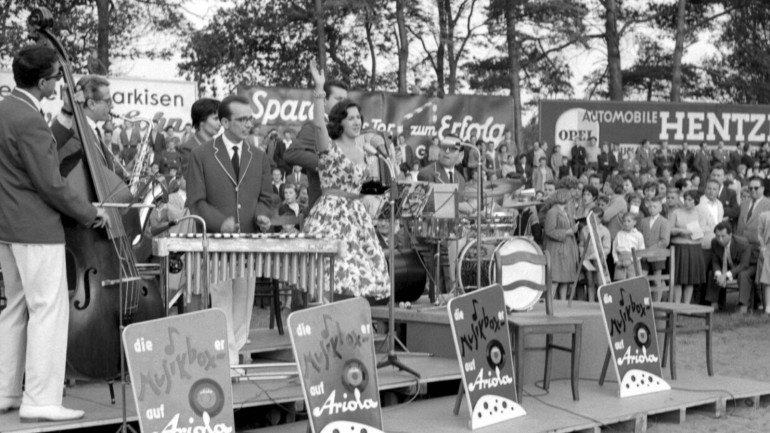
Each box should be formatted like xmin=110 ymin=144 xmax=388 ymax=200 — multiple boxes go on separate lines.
xmin=417 ymin=134 xmax=473 ymax=297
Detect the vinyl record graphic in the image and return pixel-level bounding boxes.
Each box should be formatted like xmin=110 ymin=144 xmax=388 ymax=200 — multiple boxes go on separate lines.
xmin=188 ymin=378 xmax=225 ymax=417
xmin=341 ymin=359 xmax=369 ymax=392
xmin=633 ymin=322 xmax=651 ymax=348
xmin=486 ymin=339 xmax=505 ymax=369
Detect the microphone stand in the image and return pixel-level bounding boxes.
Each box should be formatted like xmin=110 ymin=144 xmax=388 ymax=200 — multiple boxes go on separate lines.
xmin=460 ymin=143 xmax=483 ymax=291
xmin=374 ymin=153 xmax=420 ymax=378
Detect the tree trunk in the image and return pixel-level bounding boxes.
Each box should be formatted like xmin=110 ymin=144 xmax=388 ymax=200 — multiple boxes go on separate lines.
xmin=670 ymin=0 xmax=687 ymax=101
xmin=436 ymin=0 xmax=447 ymax=97
xmin=315 ymin=0 xmax=326 ymax=70
xmin=445 ymin=0 xmax=456 ymax=95
xmin=505 ymin=0 xmax=524 ymax=154
xmin=364 ymin=15 xmax=377 ymax=91
xmin=95 ymin=0 xmax=111 ymax=74
xmin=604 ymin=0 xmax=623 ymax=100
xmin=396 ymin=0 xmax=409 ymax=93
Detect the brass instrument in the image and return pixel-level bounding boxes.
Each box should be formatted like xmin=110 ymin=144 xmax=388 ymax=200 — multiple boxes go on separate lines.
xmin=110 ymin=112 xmax=154 ymax=195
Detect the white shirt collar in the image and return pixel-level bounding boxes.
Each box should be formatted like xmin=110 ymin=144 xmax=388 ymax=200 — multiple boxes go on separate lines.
xmin=222 ymin=133 xmax=243 ymax=159
xmin=15 ymin=88 xmax=42 ymax=113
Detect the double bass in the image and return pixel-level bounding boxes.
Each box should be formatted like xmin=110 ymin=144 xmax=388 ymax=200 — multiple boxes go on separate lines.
xmin=28 ymin=8 xmax=163 ymax=380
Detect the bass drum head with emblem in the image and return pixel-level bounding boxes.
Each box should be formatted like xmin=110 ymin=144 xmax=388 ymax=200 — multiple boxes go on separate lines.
xmin=495 ymin=237 xmax=544 ymax=312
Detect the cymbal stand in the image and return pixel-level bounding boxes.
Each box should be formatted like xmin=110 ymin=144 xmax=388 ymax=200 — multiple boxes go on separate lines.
xmin=375 ymin=154 xmax=420 ymax=378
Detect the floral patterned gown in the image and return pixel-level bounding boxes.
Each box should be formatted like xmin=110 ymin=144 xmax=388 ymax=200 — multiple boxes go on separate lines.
xmin=303 ymin=141 xmax=391 ymax=301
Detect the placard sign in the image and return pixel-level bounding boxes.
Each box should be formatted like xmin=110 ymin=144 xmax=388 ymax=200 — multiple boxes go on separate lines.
xmin=288 ymin=298 xmax=383 ymax=433
xmin=586 ymin=211 xmax=611 ymax=286
xmin=447 ymin=285 xmax=526 ymax=429
xmin=597 ymin=277 xmax=670 ymax=398
xmin=122 ymin=310 xmax=234 ymax=433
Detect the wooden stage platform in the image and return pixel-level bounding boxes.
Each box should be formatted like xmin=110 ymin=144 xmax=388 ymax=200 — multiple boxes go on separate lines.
xmin=249 ymin=371 xmax=770 ymax=433
xmin=4 ymin=300 xmax=768 ymax=433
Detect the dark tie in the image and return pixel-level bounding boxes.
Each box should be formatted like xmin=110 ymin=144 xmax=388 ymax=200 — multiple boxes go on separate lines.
xmin=448 ymin=171 xmax=454 ymax=183
xmin=748 ymin=199 xmax=756 ymax=221
xmin=231 ymin=146 xmax=240 ymax=179
xmin=95 ymin=127 xmax=114 ymax=170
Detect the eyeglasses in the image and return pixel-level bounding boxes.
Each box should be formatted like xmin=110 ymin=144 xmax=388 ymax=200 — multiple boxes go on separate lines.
xmin=43 ymin=69 xmax=63 ymax=81
xmin=750 ymin=186 xmax=763 ymax=191
xmin=94 ymin=97 xmax=113 ymax=106
xmin=230 ymin=116 xmax=254 ymax=124
xmin=440 ymin=145 xmax=460 ymax=153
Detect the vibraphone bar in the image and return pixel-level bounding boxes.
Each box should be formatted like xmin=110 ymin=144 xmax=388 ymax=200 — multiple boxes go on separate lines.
xmin=153 ymin=233 xmax=344 ymax=313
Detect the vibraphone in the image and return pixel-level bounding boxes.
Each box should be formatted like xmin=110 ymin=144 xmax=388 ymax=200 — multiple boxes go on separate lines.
xmin=153 ymin=232 xmax=344 ymax=313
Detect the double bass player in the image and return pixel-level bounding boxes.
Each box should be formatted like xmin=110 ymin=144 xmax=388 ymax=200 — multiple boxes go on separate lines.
xmin=0 ymin=45 xmax=109 ymax=422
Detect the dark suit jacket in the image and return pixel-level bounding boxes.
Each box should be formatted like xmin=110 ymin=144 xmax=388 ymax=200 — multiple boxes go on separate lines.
xmin=283 ymin=121 xmax=321 ymax=212
xmin=654 ymin=148 xmax=675 ymax=174
xmin=597 ymin=151 xmax=617 ymax=175
xmin=675 ymin=149 xmax=692 ymax=169
xmin=719 ymin=185 xmax=740 ymax=221
xmin=0 ymin=89 xmax=96 ymax=243
xmin=273 ymin=138 xmax=291 ymax=175
xmin=636 ymin=147 xmax=654 ymax=172
xmin=150 ymin=130 xmax=166 ymax=153
xmin=417 ymin=162 xmax=466 ymax=192
xmin=692 ymin=150 xmax=710 ymax=177
xmin=710 ymin=235 xmax=751 ymax=276
xmin=571 ymin=145 xmax=587 ymax=165
xmin=186 ymin=136 xmax=275 ymax=233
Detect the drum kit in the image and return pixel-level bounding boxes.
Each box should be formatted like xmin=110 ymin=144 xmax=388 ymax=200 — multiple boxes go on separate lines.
xmin=401 ymin=178 xmax=545 ymax=311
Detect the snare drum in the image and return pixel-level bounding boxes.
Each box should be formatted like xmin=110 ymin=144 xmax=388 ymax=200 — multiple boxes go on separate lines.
xmin=460 ymin=215 xmax=517 ymax=238
xmin=457 ymin=236 xmax=544 ymax=311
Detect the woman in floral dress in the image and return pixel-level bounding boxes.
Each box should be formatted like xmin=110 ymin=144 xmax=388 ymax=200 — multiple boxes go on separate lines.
xmin=303 ymin=60 xmax=390 ymax=303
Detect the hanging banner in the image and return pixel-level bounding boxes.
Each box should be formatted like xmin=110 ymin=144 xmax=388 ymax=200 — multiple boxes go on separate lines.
xmin=597 ymin=277 xmax=670 ymax=398
xmin=539 ymin=99 xmax=770 ymax=157
xmin=237 ymin=85 xmax=514 ymax=161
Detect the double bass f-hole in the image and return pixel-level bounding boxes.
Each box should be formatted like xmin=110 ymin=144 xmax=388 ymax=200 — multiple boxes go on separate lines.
xmin=73 ymin=267 xmax=98 ymax=311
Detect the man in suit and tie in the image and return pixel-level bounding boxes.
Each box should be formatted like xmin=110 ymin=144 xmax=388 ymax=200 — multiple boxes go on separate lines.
xmin=654 ymin=140 xmax=675 ymax=175
xmin=736 ymin=177 xmax=770 ymax=263
xmin=693 ymin=141 xmax=711 ymax=180
xmin=712 ymin=141 xmax=729 ymax=166
xmin=187 ymin=94 xmax=275 ymax=365
xmin=283 ymin=80 xmax=349 ymax=214
xmin=417 ymin=135 xmax=473 ymax=297
xmin=675 ymin=141 xmax=693 ymax=169
xmin=0 ymin=45 xmax=110 ymax=422
xmin=285 ymin=164 xmax=309 ymax=189
xmin=636 ymin=139 xmax=655 ymax=173
xmin=710 ymin=164 xmax=740 ymax=223
xmin=706 ymin=222 xmax=755 ymax=313
xmin=597 ymin=141 xmax=617 ymax=180
xmin=150 ymin=118 xmax=167 ymax=155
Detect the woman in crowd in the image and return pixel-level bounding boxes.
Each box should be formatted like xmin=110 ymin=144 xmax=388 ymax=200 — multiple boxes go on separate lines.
xmin=544 ymin=189 xmax=579 ymax=300
xmin=577 ymin=185 xmax=599 ymax=218
xmin=278 ymin=183 xmax=303 ymax=232
xmin=668 ymin=189 xmax=707 ymax=304
xmin=302 ymin=60 xmax=390 ymax=303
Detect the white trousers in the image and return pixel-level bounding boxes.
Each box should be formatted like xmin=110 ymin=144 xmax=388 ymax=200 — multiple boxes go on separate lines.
xmin=0 ymin=243 xmax=68 ymax=408
xmin=209 ymin=277 xmax=255 ymax=363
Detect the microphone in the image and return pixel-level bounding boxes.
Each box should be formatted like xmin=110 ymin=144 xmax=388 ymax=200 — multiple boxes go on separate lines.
xmin=363 ymin=141 xmax=389 ymax=160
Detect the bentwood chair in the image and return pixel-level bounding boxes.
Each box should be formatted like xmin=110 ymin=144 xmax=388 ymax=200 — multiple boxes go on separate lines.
xmin=497 ymin=249 xmax=583 ymax=401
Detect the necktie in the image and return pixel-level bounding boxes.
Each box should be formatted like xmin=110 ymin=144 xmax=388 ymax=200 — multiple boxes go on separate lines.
xmin=448 ymin=170 xmax=454 ymax=183
xmin=296 ymin=173 xmax=300 ymax=183
xmin=722 ymin=244 xmax=729 ymax=276
xmin=748 ymin=199 xmax=756 ymax=220
xmin=231 ymin=146 xmax=240 ymax=180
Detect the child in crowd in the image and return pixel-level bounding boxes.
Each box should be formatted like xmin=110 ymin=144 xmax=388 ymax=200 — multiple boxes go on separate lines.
xmin=639 ymin=197 xmax=671 ymax=301
xmin=640 ymin=181 xmax=659 ymax=217
xmin=626 ymin=191 xmax=644 ymax=227
xmin=579 ymin=207 xmax=611 ymax=302
xmin=612 ymin=212 xmax=646 ymax=280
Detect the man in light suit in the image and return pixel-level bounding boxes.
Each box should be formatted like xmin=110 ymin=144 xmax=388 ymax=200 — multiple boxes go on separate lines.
xmin=710 ymin=164 xmax=740 ymax=223
xmin=285 ymin=164 xmax=309 ymax=189
xmin=0 ymin=45 xmax=109 ymax=422
xmin=706 ymin=222 xmax=754 ymax=313
xmin=283 ymin=80 xmax=349 ymax=214
xmin=187 ymin=95 xmax=275 ymax=365
xmin=736 ymin=177 xmax=770 ymax=263
xmin=635 ymin=139 xmax=655 ymax=173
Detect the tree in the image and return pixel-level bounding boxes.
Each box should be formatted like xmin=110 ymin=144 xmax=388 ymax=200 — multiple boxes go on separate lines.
xmin=0 ymin=0 xmax=187 ymax=74
xmin=603 ymin=0 xmax=623 ymax=100
xmin=670 ymin=0 xmax=687 ymax=101
xmin=395 ymin=0 xmax=409 ymax=92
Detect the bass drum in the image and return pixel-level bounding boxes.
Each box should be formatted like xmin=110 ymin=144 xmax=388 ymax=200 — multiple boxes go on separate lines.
xmin=389 ymin=248 xmax=426 ymax=303
xmin=457 ymin=237 xmax=544 ymax=312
